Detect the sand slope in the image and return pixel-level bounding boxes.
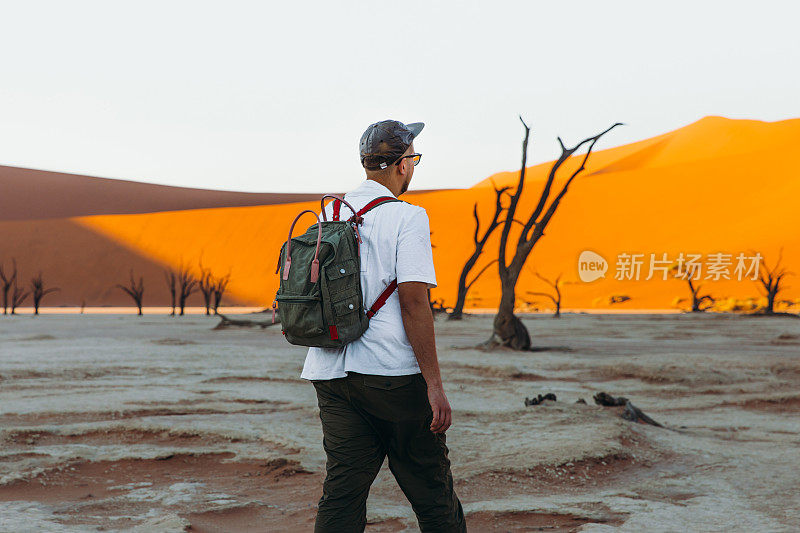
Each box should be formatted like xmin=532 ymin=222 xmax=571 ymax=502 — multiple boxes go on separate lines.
xmin=1 ymin=116 xmax=798 ymax=309
xmin=0 ymin=164 xmax=322 ymax=222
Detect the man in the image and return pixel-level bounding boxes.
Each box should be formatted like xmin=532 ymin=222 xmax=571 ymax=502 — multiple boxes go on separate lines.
xmin=301 ymin=120 xmax=466 ymax=532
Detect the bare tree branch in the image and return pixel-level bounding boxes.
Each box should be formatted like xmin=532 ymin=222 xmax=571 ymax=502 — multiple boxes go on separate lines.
xmin=176 ymin=264 xmax=199 ymax=316
xmin=450 ymin=182 xmax=510 ymax=319
xmin=117 ymin=270 xmax=145 ymax=316
xmin=164 ymin=269 xmax=177 ymax=316
xmin=30 ymin=272 xmax=59 ymax=316
xmin=497 ymin=116 xmax=531 ymax=275
xmin=488 ymin=119 xmax=620 ymax=349
xmin=466 ymin=259 xmax=498 ymax=292
xmin=212 ymin=271 xmax=231 ymax=314
xmin=0 ymin=258 xmax=18 ymax=315
xmin=755 ymin=248 xmax=793 ymax=314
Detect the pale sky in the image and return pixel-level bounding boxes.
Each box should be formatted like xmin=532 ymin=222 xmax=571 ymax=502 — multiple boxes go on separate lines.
xmin=1 ymin=1 xmax=798 ymax=193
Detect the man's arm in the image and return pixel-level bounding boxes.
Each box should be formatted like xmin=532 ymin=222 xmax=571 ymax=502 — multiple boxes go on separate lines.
xmin=399 ymin=281 xmax=452 ymax=434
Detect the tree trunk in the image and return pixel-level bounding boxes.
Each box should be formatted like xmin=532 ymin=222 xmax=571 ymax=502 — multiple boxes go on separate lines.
xmin=491 ymin=274 xmax=530 ymax=350
xmin=450 ymin=256 xmax=478 ymax=320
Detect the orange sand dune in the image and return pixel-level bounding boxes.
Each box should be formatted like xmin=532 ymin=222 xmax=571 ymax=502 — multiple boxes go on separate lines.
xmin=70 ymin=117 xmax=800 ymax=308
xmin=68 ymin=116 xmax=800 ymax=311
xmin=0 ymin=218 xmax=242 ymax=307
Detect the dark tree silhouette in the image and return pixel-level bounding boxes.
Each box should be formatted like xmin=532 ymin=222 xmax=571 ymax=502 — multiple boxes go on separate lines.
xmin=0 ymin=258 xmax=18 ymax=315
xmin=429 ymin=296 xmax=452 ymax=316
xmin=212 ymin=272 xmax=231 ymax=314
xmin=670 ymin=262 xmax=714 ymax=312
xmin=198 ymin=266 xmax=215 ymax=315
xmin=117 ymin=270 xmax=145 ymax=316
xmin=685 ymin=278 xmax=715 ymax=313
xmin=197 ymin=271 xmax=214 ymax=315
xmin=449 ymin=182 xmax=511 ymax=320
xmin=164 ymin=269 xmax=178 ymax=316
xmin=525 ymin=272 xmax=563 ymax=318
xmin=489 ymin=118 xmax=621 ymax=350
xmin=756 ymin=249 xmax=793 ymax=315
xmin=177 ymin=265 xmax=199 ymax=316
xmin=10 ymin=279 xmax=28 ymax=314
xmin=30 ymin=273 xmax=59 ymax=316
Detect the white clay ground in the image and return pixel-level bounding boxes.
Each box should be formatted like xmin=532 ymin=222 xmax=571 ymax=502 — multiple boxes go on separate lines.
xmin=0 ymin=312 xmax=798 ymax=532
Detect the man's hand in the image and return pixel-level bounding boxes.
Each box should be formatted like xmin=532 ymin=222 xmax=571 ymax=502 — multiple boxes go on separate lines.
xmin=398 ymin=281 xmax=453 ymax=433
xmin=427 ymin=384 xmax=452 ymax=433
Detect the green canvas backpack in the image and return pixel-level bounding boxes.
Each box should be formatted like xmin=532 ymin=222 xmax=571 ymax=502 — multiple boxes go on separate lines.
xmin=273 ymin=194 xmax=401 ymax=348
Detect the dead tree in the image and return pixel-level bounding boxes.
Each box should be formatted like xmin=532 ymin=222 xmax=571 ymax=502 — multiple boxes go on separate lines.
xmin=177 ymin=265 xmax=198 ymax=316
xmin=670 ymin=262 xmax=714 ymax=312
xmin=198 ymin=266 xmax=215 ymax=315
xmin=212 ymin=272 xmax=231 ymax=314
xmin=449 ymin=182 xmax=511 ymax=320
xmin=164 ymin=269 xmax=178 ymax=316
xmin=685 ymin=278 xmax=714 ymax=312
xmin=756 ymin=249 xmax=793 ymax=315
xmin=489 ymin=118 xmax=621 ymax=350
xmin=10 ymin=280 xmax=28 ymax=314
xmin=0 ymin=259 xmax=18 ymax=315
xmin=214 ymin=313 xmax=279 ymax=330
xmin=525 ymin=272 xmax=563 ymax=318
xmin=30 ymin=273 xmax=59 ymax=316
xmin=117 ymin=270 xmax=145 ymax=316
xmin=430 ymin=297 xmax=452 ymax=316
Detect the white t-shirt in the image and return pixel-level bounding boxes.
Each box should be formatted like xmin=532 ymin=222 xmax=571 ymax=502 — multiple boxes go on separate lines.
xmin=300 ymin=179 xmax=437 ymax=380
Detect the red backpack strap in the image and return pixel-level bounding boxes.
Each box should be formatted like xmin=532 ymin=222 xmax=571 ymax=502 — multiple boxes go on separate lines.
xmin=332 ymin=199 xmax=341 ymax=221
xmin=351 ymin=196 xmax=401 ymax=221
xmin=367 ymin=279 xmax=398 ymax=319
xmin=359 ymin=196 xmax=404 ymax=319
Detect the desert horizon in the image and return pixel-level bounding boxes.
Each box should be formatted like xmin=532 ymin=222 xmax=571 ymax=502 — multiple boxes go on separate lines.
xmin=4 ymin=307 xmax=689 ymax=316
xmin=2 ymin=115 xmax=798 ymax=314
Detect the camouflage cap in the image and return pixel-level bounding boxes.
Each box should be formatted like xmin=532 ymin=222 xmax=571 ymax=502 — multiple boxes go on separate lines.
xmin=359 ymin=120 xmax=424 ymax=171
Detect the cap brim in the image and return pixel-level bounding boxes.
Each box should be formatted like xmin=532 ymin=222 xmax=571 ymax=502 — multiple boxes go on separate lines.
xmin=406 ymin=122 xmax=424 ymax=138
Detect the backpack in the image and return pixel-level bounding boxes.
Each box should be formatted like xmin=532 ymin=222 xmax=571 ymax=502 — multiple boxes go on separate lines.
xmin=273 ymin=194 xmax=401 ymax=348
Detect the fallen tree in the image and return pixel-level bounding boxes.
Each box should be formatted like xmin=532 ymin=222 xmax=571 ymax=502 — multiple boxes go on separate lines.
xmin=214 ymin=313 xmax=280 ymax=330
xmin=593 ymin=392 xmax=662 ymax=427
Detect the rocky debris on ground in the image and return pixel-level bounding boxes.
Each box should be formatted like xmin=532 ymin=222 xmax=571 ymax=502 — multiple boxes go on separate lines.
xmin=524 ymin=393 xmax=557 ymax=406
xmin=593 ymin=392 xmax=663 ymax=427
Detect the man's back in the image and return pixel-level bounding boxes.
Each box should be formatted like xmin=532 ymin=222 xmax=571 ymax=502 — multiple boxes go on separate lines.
xmin=300 ymin=179 xmax=436 ymax=380
xmin=304 ymin=119 xmax=464 ymax=532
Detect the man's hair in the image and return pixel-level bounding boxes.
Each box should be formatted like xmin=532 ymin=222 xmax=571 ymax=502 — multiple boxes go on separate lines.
xmin=365 ymin=166 xmax=392 ymax=180
xmin=364 ymin=143 xmax=413 ymax=180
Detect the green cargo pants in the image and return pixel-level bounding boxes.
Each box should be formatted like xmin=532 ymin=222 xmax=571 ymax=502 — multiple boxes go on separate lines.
xmin=311 ymin=371 xmax=466 ymax=532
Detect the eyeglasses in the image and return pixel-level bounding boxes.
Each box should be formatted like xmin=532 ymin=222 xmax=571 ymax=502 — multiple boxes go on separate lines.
xmin=394 ymin=153 xmax=422 ymax=166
